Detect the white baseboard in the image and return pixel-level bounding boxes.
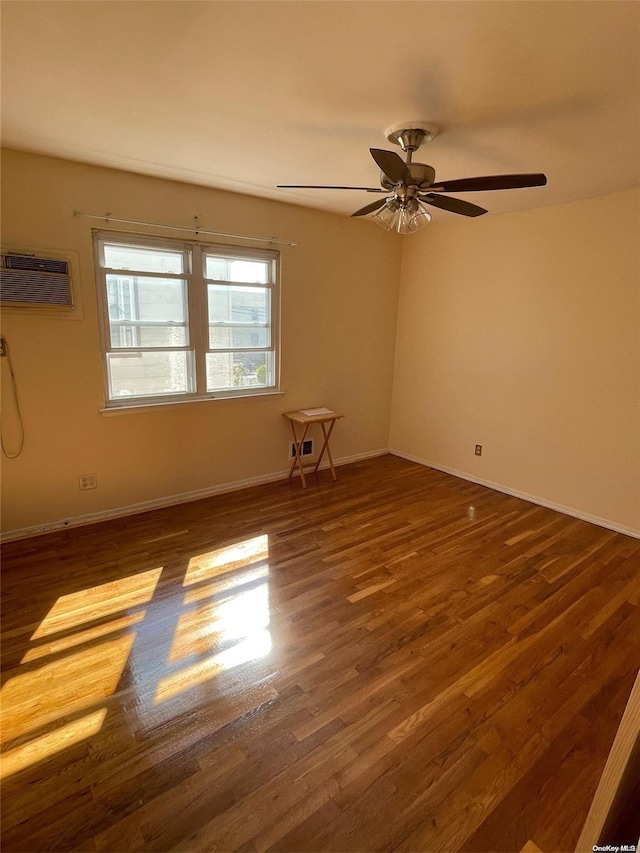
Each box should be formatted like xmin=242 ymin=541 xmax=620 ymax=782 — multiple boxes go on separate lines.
xmin=6 ymin=448 xmax=637 ymax=543
xmin=389 ymin=448 xmax=640 ymax=540
xmin=1 ymin=448 xmax=388 ymax=542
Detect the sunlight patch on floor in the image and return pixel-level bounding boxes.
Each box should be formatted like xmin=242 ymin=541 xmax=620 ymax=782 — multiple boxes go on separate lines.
xmin=1 ymin=567 xmax=164 ymax=777
xmin=22 ymin=612 xmax=145 ymax=663
xmin=0 ymin=708 xmax=107 ymax=781
xmin=183 ymin=534 xmax=269 ymax=586
xmin=2 ymin=634 xmax=135 ymax=744
xmin=31 ymin=567 xmax=163 ymax=639
xmin=155 ymin=535 xmax=272 ymax=703
xmin=2 ymin=535 xmax=274 ymax=774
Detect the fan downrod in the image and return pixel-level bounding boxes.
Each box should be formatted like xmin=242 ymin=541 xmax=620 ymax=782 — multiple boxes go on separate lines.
xmin=385 ymin=122 xmax=439 ymax=160
xmin=378 ymin=123 xmax=439 ymax=191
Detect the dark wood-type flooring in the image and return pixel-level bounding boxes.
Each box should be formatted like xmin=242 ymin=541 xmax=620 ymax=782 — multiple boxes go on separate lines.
xmin=1 ymin=455 xmax=639 ymax=852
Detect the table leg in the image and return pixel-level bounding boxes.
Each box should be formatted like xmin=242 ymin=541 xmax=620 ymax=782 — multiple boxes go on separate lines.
xmin=314 ymin=419 xmax=338 ymax=480
xmin=288 ymin=420 xmax=309 ymax=488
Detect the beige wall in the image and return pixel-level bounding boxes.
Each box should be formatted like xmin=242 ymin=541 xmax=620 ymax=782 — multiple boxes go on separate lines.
xmin=2 ymin=149 xmax=638 ymax=538
xmin=1 ymin=149 xmax=402 ymax=535
xmin=390 ymin=189 xmax=640 ymax=535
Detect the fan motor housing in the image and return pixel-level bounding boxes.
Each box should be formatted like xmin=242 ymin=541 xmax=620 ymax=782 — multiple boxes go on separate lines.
xmin=381 ymin=162 xmax=436 ymax=191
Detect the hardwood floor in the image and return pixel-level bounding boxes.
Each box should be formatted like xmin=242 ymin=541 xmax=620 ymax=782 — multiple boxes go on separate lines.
xmin=1 ymin=455 xmax=638 ymax=852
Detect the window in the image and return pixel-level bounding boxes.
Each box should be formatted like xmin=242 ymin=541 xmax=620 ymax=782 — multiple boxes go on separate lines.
xmin=94 ymin=233 xmax=279 ymax=406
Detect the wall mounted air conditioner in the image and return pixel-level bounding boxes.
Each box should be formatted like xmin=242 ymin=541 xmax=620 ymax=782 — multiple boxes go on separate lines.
xmin=1 ymin=252 xmax=74 ymax=308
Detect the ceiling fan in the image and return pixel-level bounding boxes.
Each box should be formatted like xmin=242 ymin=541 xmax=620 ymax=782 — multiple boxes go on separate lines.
xmin=277 ymin=122 xmax=547 ymax=233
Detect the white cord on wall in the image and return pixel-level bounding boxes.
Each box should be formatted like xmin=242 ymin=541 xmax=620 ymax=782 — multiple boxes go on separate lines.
xmin=1 ymin=336 xmax=25 ymax=458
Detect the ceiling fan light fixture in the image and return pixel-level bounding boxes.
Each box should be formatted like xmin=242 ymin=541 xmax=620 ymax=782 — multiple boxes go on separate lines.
xmin=395 ymin=205 xmax=415 ymax=235
xmin=372 ymin=198 xmax=431 ymax=233
xmin=371 ymin=199 xmax=400 ymax=232
xmin=408 ymin=200 xmax=432 ymax=232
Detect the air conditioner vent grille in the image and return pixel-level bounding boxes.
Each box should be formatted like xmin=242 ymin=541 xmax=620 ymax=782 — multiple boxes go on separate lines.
xmin=1 ymin=254 xmax=73 ymax=307
xmin=4 ymin=254 xmax=69 ymax=275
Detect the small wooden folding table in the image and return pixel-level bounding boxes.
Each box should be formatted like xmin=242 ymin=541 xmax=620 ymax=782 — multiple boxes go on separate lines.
xmin=283 ymin=408 xmax=344 ymax=488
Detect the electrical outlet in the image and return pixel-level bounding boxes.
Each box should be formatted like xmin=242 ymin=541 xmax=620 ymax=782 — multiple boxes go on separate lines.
xmin=78 ymin=473 xmax=97 ymax=490
xmin=475 ymin=444 xmax=483 ymax=456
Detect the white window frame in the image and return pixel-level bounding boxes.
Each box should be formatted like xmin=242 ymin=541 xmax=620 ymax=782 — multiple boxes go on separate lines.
xmin=94 ymin=231 xmax=280 ymax=408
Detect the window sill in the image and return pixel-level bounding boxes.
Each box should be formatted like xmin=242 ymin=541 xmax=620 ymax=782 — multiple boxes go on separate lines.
xmin=99 ymin=390 xmax=285 ymax=416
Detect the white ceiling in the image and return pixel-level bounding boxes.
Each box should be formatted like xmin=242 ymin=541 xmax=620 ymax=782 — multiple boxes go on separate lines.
xmin=2 ymin=1 xmax=639 ymax=219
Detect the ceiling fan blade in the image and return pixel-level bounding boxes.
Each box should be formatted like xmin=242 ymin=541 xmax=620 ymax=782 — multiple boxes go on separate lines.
xmin=351 ymin=198 xmax=388 ymax=218
xmin=369 ymin=149 xmax=410 ymax=185
xmin=277 ymin=184 xmax=386 ymax=192
xmin=422 ymin=193 xmax=487 ymax=217
xmin=429 ymin=173 xmax=547 ymax=193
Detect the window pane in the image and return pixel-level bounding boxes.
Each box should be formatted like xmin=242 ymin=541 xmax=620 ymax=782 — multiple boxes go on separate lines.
xmin=104 ymin=244 xmax=184 ymax=274
xmin=208 ymin=285 xmax=268 ymax=324
xmin=206 ymin=351 xmax=273 ymax=392
xmin=98 ymin=236 xmax=278 ymax=406
xmin=205 ymin=256 xmax=268 ymax=284
xmin=109 ymin=322 xmax=188 ymax=348
xmin=209 ymin=326 xmax=269 ymax=349
xmin=107 ymin=275 xmax=188 ymax=348
xmin=107 ymin=351 xmax=194 ymax=399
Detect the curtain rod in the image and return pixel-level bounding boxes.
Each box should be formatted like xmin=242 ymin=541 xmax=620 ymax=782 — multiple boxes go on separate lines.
xmin=72 ymin=211 xmax=297 ymax=247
